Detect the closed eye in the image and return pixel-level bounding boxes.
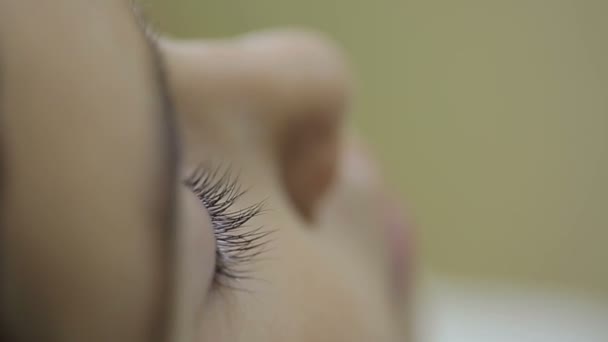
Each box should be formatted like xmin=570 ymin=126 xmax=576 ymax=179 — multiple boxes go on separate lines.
xmin=135 ymin=11 xmax=271 ymax=292
xmin=184 ymin=165 xmax=269 ymax=289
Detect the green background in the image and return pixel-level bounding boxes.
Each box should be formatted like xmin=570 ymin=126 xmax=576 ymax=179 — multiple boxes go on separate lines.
xmin=146 ymin=0 xmax=608 ymax=296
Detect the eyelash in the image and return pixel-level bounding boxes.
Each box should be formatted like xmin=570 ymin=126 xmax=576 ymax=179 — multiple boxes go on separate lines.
xmin=184 ymin=165 xmax=269 ymax=289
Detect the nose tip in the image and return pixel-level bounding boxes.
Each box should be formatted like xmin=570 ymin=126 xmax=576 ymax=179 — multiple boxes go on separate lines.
xmin=237 ymin=30 xmax=351 ymax=221
xmin=161 ymin=31 xmax=351 ymax=220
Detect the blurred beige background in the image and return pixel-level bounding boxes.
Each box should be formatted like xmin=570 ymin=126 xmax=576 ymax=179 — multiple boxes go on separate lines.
xmin=146 ymin=0 xmax=608 ymax=297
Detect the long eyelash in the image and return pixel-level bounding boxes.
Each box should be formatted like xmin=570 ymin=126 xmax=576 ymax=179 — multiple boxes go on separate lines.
xmin=184 ymin=165 xmax=269 ymax=288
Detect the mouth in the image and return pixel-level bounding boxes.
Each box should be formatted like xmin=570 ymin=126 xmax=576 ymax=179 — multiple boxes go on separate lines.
xmin=383 ymin=197 xmax=414 ymax=296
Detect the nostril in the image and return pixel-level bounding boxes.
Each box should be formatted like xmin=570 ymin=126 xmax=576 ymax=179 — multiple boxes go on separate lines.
xmin=279 ymin=111 xmax=341 ymax=222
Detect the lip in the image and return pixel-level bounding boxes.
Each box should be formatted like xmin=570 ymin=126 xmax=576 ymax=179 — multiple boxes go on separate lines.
xmin=383 ymin=198 xmax=413 ymax=295
xmin=342 ymin=139 xmax=413 ymax=295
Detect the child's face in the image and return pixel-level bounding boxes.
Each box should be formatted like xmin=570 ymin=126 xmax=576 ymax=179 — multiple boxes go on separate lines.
xmin=0 ymin=1 xmax=411 ymax=341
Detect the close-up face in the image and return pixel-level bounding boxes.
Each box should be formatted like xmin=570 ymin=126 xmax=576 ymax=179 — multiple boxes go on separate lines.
xmin=0 ymin=1 xmax=410 ymax=341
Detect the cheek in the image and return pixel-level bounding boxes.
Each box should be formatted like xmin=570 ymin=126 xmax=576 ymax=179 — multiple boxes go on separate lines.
xmin=167 ymin=186 xmax=216 ymax=341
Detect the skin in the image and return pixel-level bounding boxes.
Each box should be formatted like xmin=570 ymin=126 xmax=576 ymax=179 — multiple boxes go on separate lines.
xmin=0 ymin=1 xmax=411 ymax=341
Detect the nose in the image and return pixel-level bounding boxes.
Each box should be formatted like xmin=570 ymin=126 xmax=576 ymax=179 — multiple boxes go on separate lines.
xmin=160 ymin=30 xmax=351 ymax=220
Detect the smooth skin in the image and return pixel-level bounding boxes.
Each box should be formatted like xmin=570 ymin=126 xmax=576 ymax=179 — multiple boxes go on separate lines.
xmin=0 ymin=1 xmax=411 ymax=341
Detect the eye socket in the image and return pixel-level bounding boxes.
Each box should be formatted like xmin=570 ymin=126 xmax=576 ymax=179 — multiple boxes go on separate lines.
xmin=184 ymin=164 xmax=269 ymax=289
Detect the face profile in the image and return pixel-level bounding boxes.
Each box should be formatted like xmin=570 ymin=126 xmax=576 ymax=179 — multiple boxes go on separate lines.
xmin=0 ymin=2 xmax=411 ymax=341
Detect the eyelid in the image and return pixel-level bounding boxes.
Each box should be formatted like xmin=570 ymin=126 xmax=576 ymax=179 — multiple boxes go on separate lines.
xmin=128 ymin=10 xmax=185 ymax=340
xmin=168 ymin=185 xmax=216 ymax=342
xmin=184 ymin=164 xmax=269 ymax=289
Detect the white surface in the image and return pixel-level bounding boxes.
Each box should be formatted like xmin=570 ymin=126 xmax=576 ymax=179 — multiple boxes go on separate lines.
xmin=420 ymin=279 xmax=608 ymax=342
